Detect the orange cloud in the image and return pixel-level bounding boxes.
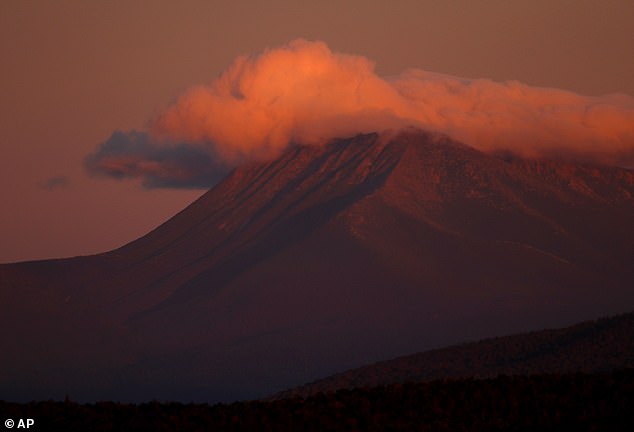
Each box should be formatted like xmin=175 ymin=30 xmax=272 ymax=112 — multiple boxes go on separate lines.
xmin=152 ymin=40 xmax=411 ymax=164
xmin=152 ymin=39 xmax=634 ymax=167
xmin=89 ymin=39 xmax=634 ymax=188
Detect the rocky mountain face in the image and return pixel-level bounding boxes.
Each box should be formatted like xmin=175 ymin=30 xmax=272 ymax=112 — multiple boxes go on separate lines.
xmin=2 ymin=129 xmax=634 ymax=402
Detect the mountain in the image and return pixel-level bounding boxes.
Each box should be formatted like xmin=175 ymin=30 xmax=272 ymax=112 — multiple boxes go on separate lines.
xmin=1 ymin=128 xmax=634 ymax=402
xmin=274 ymin=311 xmax=634 ymax=399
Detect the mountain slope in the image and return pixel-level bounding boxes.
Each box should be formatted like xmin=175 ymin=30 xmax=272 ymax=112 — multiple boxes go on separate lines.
xmin=1 ymin=128 xmax=634 ymax=402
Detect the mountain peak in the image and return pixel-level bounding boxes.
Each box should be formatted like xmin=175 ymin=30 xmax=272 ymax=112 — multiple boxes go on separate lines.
xmin=2 ymin=128 xmax=634 ymax=403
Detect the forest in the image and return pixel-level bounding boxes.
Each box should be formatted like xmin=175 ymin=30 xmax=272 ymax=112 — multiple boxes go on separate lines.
xmin=2 ymin=369 xmax=633 ymax=431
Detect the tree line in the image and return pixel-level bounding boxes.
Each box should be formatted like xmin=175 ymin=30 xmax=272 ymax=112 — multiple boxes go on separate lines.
xmin=2 ymin=369 xmax=633 ymax=431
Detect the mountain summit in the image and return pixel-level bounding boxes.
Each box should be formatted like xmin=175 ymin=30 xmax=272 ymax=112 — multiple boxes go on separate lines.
xmin=2 ymin=129 xmax=634 ymax=402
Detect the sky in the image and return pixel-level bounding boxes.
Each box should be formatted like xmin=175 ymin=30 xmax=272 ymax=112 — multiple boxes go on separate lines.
xmin=1 ymin=0 xmax=634 ymax=263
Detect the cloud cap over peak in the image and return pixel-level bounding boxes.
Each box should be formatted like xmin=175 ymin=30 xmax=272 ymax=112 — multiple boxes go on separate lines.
xmin=152 ymin=39 xmax=410 ymax=161
xmin=87 ymin=39 xmax=634 ymax=189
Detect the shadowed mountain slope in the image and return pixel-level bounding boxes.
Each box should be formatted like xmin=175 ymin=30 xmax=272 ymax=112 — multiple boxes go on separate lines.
xmin=1 ymin=129 xmax=634 ymax=402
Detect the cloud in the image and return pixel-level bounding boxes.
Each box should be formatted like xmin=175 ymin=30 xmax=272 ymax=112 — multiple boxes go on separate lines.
xmin=151 ymin=39 xmax=414 ymax=164
xmin=87 ymin=39 xmax=634 ymax=188
xmin=390 ymin=70 xmax=634 ymax=164
xmin=85 ymin=130 xmax=230 ymax=188
xmin=42 ymin=176 xmax=69 ymax=191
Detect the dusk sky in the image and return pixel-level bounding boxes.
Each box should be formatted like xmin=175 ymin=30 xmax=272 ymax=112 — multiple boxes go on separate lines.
xmin=2 ymin=0 xmax=634 ymax=263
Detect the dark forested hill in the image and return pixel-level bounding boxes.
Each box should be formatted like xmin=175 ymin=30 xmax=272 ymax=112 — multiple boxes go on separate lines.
xmin=275 ymin=311 xmax=634 ymax=398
